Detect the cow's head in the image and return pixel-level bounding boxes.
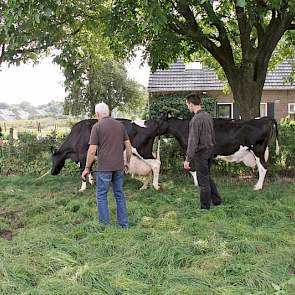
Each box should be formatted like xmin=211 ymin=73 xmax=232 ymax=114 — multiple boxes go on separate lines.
xmin=156 ymin=112 xmax=172 ymax=135
xmin=51 ymin=148 xmax=66 ymax=175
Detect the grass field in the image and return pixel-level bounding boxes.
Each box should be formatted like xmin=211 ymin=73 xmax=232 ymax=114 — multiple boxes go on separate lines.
xmin=0 ymin=175 xmax=295 ymax=294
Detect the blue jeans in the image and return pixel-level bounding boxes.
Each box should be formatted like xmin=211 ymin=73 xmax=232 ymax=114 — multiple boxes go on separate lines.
xmin=96 ymin=170 xmax=128 ymax=228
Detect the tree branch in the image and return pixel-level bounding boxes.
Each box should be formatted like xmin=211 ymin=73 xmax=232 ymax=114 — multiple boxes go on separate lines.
xmin=256 ymin=13 xmax=293 ymax=83
xmin=235 ymin=4 xmax=252 ymax=60
xmin=0 ymin=44 xmax=5 ymax=65
xmin=202 ymin=1 xmax=234 ymax=63
xmin=173 ymin=0 xmax=234 ymax=73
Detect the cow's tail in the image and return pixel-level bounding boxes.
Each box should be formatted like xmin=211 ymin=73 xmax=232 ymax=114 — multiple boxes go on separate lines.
xmin=272 ymin=119 xmax=280 ymax=155
xmin=156 ymin=137 xmax=161 ymax=161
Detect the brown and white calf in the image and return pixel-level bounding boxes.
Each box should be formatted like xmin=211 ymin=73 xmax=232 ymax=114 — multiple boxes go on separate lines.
xmin=124 ymin=140 xmax=161 ymax=190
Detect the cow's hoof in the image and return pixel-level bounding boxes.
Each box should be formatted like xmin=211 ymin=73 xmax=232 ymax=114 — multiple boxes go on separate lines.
xmin=253 ymin=185 xmax=262 ymax=190
xmin=154 ymin=185 xmax=160 ymax=191
xmin=139 ymin=186 xmax=148 ymax=191
xmin=78 ymin=189 xmax=86 ymax=193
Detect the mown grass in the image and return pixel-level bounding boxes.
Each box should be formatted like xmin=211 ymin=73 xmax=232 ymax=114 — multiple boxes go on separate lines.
xmin=0 ymin=175 xmax=295 ymax=295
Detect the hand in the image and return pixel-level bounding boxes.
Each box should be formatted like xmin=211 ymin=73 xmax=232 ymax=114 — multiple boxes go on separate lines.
xmin=124 ymin=162 xmax=129 ymax=174
xmin=183 ymin=160 xmax=191 ymax=171
xmin=81 ymin=168 xmax=89 ymax=181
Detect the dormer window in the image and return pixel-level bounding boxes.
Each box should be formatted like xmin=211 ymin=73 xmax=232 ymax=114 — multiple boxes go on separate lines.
xmin=185 ymin=62 xmax=202 ymax=70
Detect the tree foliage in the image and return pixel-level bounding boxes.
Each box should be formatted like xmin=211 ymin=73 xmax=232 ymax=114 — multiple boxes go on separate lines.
xmin=110 ymin=0 xmax=295 ymax=119
xmin=62 ymin=57 xmax=148 ymax=116
xmin=0 ymin=0 xmax=106 ymax=66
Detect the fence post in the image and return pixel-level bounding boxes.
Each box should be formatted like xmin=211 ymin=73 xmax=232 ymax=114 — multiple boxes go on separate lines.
xmin=9 ymin=128 xmax=14 ymax=144
xmin=37 ymin=122 xmax=41 ymax=133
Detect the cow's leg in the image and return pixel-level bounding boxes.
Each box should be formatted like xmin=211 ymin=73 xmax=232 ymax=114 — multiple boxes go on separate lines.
xmin=139 ymin=172 xmax=152 ymax=190
xmin=150 ymin=160 xmax=161 ymax=190
xmin=253 ymin=156 xmax=267 ymax=190
xmin=79 ymin=181 xmax=87 ymax=192
xmin=189 ymin=171 xmax=199 ymax=186
xmin=79 ymin=157 xmax=87 ymax=192
xmin=88 ymin=173 xmax=94 ymax=185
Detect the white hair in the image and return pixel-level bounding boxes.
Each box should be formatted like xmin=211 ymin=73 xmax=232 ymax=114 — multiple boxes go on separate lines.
xmin=95 ymin=102 xmax=110 ymax=116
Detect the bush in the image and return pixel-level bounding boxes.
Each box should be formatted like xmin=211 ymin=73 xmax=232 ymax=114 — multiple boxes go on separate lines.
xmin=0 ymin=130 xmax=79 ymax=176
xmin=149 ymin=95 xmax=217 ymax=119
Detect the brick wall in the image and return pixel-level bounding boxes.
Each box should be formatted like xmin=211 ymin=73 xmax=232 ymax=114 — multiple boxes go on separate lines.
xmin=206 ymin=90 xmax=295 ymax=121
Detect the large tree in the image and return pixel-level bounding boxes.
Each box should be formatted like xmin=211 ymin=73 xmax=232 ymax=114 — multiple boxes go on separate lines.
xmin=0 ymin=0 xmax=105 ymax=66
xmin=110 ymin=0 xmax=295 ymax=119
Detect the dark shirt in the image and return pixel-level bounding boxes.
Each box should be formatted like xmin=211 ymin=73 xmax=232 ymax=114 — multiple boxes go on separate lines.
xmin=89 ymin=117 xmax=129 ymax=171
xmin=186 ymin=110 xmax=215 ymax=162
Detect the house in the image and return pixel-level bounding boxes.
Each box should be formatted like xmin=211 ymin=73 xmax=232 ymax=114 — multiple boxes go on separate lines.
xmin=148 ymin=59 xmax=295 ymax=121
xmin=0 ymin=109 xmax=17 ymax=120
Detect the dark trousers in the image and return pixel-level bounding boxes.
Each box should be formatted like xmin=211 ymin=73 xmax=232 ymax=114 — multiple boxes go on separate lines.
xmin=192 ymin=148 xmax=222 ymax=209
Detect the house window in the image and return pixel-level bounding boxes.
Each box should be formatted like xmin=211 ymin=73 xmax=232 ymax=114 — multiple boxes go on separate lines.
xmin=185 ymin=61 xmax=202 ymax=70
xmin=217 ymin=103 xmax=233 ymax=119
xmin=288 ymin=103 xmax=295 ymax=114
xmin=260 ymin=103 xmax=267 ymax=117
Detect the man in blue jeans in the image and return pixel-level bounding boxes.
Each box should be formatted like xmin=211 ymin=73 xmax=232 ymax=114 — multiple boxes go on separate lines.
xmin=81 ymin=102 xmax=132 ymax=228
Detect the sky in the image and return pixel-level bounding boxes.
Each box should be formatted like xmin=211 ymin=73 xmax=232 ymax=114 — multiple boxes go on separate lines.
xmin=0 ymin=51 xmax=150 ymax=106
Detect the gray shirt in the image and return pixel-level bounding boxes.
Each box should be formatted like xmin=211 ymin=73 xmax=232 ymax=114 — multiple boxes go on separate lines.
xmin=186 ymin=110 xmax=215 ymax=162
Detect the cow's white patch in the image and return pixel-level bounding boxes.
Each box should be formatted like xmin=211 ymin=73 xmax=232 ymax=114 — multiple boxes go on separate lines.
xmin=189 ymin=171 xmax=199 ymax=186
xmin=79 ymin=181 xmax=87 ymax=192
xmin=264 ymin=146 xmax=269 ymax=162
xmin=216 ymin=145 xmax=256 ymax=168
xmin=132 ymin=120 xmax=147 ymax=128
xmin=253 ymin=157 xmax=267 ymax=190
xmin=88 ymin=173 xmax=94 ymax=185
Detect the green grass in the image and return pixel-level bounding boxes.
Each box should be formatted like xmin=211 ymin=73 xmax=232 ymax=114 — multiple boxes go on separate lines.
xmin=0 ymin=175 xmax=295 ymax=295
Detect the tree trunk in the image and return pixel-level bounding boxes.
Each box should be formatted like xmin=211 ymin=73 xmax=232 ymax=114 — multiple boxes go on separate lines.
xmin=228 ymin=66 xmax=264 ymax=120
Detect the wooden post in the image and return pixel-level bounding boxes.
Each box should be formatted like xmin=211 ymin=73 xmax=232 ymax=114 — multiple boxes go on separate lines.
xmin=37 ymin=122 xmax=41 ymax=133
xmin=9 ymin=128 xmax=13 ymax=144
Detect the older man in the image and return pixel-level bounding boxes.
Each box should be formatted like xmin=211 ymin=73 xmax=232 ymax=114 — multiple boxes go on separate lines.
xmin=82 ymin=102 xmax=132 ymax=228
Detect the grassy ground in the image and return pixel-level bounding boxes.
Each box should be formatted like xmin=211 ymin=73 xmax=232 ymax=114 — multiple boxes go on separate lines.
xmin=0 ymin=175 xmax=295 ymax=295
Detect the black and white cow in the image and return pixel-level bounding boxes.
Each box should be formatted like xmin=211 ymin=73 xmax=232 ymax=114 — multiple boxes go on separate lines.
xmin=51 ymin=118 xmax=161 ymax=191
xmin=158 ymin=116 xmax=280 ymax=190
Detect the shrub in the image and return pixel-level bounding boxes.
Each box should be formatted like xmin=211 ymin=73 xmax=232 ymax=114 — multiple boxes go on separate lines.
xmin=149 ymin=95 xmax=217 ymax=119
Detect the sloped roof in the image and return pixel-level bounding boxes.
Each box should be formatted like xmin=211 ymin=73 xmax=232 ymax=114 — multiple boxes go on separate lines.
xmin=0 ymin=109 xmax=16 ymax=120
xmin=148 ymin=59 xmax=295 ymax=92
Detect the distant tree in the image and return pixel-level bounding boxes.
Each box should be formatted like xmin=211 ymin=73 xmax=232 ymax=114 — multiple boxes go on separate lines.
xmin=62 ymin=58 xmax=148 ymax=116
xmin=110 ymin=0 xmax=295 ymax=119
xmin=19 ymin=101 xmax=35 ymax=113
xmin=39 ymin=101 xmax=64 ymax=117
